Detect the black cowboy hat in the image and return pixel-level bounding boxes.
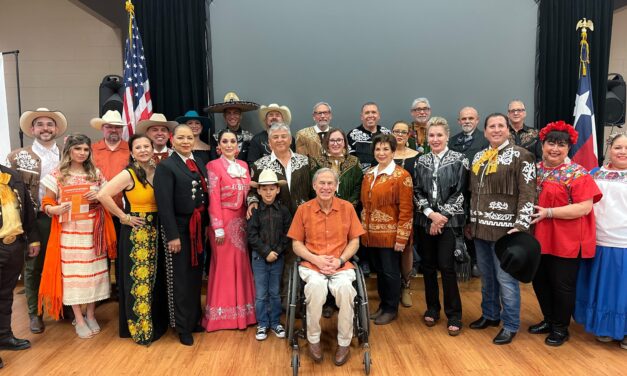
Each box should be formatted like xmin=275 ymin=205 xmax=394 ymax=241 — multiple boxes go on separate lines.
xmin=495 ymin=232 xmax=541 ymax=283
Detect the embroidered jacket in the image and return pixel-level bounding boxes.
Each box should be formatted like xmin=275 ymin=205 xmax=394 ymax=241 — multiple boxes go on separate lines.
xmin=360 ymin=164 xmax=413 ymax=247
xmin=413 ymin=150 xmax=469 ymax=229
xmin=206 ymin=157 xmax=251 ymax=231
xmin=6 ymin=146 xmax=44 ymax=205
xmin=295 ymin=126 xmax=324 ymax=158
xmin=347 ymin=125 xmax=391 ymax=172
xmin=249 ymin=152 xmax=312 ymax=215
xmin=469 ymin=142 xmax=536 ymax=242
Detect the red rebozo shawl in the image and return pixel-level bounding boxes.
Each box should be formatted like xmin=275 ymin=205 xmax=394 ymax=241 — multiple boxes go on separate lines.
xmin=38 ymin=197 xmax=117 ymax=320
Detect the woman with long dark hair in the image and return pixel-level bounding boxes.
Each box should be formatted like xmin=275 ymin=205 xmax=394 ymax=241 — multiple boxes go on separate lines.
xmin=97 ymin=134 xmax=168 ymax=345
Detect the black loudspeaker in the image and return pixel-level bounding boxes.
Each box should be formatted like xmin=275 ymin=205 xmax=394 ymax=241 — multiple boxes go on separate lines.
xmin=606 ymin=73 xmax=626 ymax=126
xmin=99 ymin=75 xmax=124 ymax=117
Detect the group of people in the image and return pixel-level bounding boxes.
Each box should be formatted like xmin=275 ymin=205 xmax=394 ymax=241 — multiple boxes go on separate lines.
xmin=0 ymin=95 xmax=625 ymax=369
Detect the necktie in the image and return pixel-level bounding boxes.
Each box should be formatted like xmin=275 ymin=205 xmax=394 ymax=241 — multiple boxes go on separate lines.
xmin=184 ymin=158 xmax=206 ymax=267
xmin=185 ymin=159 xmax=208 ymax=193
xmin=318 ymin=131 xmax=327 ymax=142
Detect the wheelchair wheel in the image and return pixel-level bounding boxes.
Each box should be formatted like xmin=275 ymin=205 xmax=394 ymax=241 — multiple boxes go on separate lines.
xmin=354 ymin=265 xmax=370 ymax=343
xmin=286 ymin=262 xmax=299 ymax=345
xmin=363 ymin=350 xmax=371 ymax=375
xmin=291 ymin=351 xmax=300 ymax=376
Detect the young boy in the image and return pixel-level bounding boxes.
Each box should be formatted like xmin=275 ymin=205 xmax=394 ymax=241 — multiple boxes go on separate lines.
xmin=247 ymin=169 xmax=292 ymax=340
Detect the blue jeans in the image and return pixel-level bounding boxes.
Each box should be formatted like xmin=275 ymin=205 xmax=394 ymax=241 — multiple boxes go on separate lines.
xmin=474 ymin=238 xmax=521 ymax=332
xmin=252 ymin=251 xmax=284 ymax=328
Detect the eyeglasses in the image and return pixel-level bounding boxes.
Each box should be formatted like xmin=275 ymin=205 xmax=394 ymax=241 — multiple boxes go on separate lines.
xmin=103 ymin=125 xmax=124 ymax=130
xmin=313 ymin=111 xmax=331 ymax=116
xmin=508 ymin=108 xmax=526 ymax=114
xmin=411 ymin=107 xmax=430 ymax=113
xmin=392 ymin=130 xmax=409 ymax=135
xmin=328 ymin=138 xmax=344 ymax=144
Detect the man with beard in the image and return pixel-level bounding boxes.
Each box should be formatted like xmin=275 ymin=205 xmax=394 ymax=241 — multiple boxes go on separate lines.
xmin=91 ymin=110 xmax=130 ymax=188
xmin=205 ymin=92 xmax=259 ymax=163
xmin=506 ymin=100 xmax=541 ymax=161
xmin=247 ymin=103 xmax=292 ymax=164
xmin=449 ymin=106 xmax=488 ymax=278
xmin=408 ymin=98 xmax=432 ymax=154
xmin=295 ymin=102 xmax=333 ymax=158
xmin=6 ymin=108 xmax=66 ymax=334
xmin=450 ymin=107 xmax=489 ymax=162
xmin=347 ymin=102 xmax=391 ymax=172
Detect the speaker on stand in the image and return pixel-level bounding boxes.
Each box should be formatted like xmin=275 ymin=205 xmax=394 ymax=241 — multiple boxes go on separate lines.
xmin=603 ymin=73 xmax=626 ymax=159
xmin=99 ymin=75 xmax=124 ymax=116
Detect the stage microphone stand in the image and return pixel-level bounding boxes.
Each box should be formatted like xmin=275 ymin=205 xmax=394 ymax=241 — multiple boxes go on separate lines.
xmin=1 ymin=50 xmax=23 ymax=147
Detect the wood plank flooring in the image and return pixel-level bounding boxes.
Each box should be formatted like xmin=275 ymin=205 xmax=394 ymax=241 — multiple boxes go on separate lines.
xmin=2 ymin=277 xmax=625 ymax=375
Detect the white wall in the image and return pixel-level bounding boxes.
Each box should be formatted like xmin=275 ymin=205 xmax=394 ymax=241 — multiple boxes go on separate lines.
xmin=0 ymin=0 xmax=122 ymax=155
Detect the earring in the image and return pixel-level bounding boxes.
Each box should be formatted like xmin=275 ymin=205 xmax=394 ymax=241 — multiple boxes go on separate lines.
xmin=148 ymin=159 xmax=156 ymax=168
xmin=216 ymin=148 xmax=222 ymax=155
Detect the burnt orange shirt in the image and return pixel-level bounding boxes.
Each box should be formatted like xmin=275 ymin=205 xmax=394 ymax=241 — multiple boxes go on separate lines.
xmin=287 ymin=197 xmax=366 ymax=273
xmin=92 ymin=139 xmax=129 ymax=207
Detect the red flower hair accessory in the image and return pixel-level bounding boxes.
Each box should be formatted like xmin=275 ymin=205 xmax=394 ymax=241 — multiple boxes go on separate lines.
xmin=539 ymin=120 xmax=578 ymax=144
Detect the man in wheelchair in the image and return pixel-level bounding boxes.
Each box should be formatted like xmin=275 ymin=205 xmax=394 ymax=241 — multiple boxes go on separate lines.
xmin=287 ymin=168 xmax=366 ymax=366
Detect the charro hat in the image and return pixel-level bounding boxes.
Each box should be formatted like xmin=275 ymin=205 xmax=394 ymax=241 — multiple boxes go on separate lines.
xmin=495 ymin=232 xmax=541 ymax=283
xmin=249 ymin=169 xmax=287 ymax=188
xmin=90 ymin=110 xmax=126 ymax=130
xmin=258 ymin=103 xmax=291 ymax=126
xmin=19 ymin=108 xmax=67 ymax=137
xmin=204 ymin=92 xmax=260 ymax=113
xmin=175 ymin=110 xmax=212 ymax=130
xmin=136 ymin=113 xmax=177 ymax=134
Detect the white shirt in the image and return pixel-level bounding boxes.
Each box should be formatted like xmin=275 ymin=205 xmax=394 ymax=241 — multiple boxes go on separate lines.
xmin=369 ymin=160 xmax=396 ymax=189
xmin=271 ymin=151 xmax=294 ymax=189
xmin=594 ymin=167 xmax=627 ymax=247
xmin=32 ymin=140 xmax=60 ymax=205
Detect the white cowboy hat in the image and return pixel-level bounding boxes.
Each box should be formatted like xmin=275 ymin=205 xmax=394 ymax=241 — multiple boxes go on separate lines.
xmin=258 ymin=103 xmax=292 ymax=126
xmin=204 ymin=92 xmax=260 ymax=114
xmin=249 ymin=169 xmax=287 ymax=188
xmin=89 ymin=110 xmax=126 ymax=130
xmin=136 ymin=113 xmax=178 ymax=134
xmin=19 ymin=108 xmax=67 ymax=138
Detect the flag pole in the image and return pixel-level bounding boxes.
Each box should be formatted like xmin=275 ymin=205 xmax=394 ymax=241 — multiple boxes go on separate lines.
xmin=576 ymin=18 xmax=593 ymax=77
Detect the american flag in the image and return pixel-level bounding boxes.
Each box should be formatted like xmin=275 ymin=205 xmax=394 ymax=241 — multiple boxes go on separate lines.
xmin=122 ymin=15 xmax=152 ymax=139
xmin=569 ymin=32 xmax=598 ymax=171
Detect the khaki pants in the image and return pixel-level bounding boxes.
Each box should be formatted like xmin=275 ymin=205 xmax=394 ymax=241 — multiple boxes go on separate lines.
xmin=298 ymin=266 xmax=356 ymax=347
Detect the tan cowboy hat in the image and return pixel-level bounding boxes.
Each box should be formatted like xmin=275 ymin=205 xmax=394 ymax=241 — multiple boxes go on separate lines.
xmin=204 ymin=92 xmax=260 ymax=113
xmin=19 ymin=108 xmax=67 ymax=138
xmin=258 ymin=103 xmax=292 ymax=126
xmin=89 ymin=110 xmax=126 ymax=130
xmin=249 ymin=169 xmax=287 ymax=188
xmin=136 ymin=113 xmax=178 ymax=134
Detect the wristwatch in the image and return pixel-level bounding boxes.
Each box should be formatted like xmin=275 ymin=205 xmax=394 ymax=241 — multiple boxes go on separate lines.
xmin=338 ymin=257 xmax=346 ymax=268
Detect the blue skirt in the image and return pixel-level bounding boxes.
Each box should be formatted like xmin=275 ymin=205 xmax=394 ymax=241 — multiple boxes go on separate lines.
xmin=574 ymin=245 xmax=627 ymax=340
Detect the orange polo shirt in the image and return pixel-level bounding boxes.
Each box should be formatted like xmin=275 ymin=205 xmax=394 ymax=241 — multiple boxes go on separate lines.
xmin=92 ymin=139 xmax=130 ymax=207
xmin=287 ymin=197 xmax=366 ymax=273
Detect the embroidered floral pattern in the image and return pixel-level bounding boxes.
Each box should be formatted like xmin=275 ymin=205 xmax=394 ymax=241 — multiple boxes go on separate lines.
xmin=13 ymin=150 xmax=39 ymax=171
xmin=536 ymin=161 xmax=587 ymax=187
xmin=226 ymin=217 xmax=247 ymax=252
xmin=521 ymin=161 xmax=536 ymax=184
xmin=593 ymin=167 xmax=627 ymax=183
xmin=371 ymin=209 xmax=393 ymax=222
xmin=127 ymin=212 xmax=158 ymax=345
xmin=488 ymin=201 xmax=509 ymax=210
xmin=208 ymin=303 xmax=255 ymax=321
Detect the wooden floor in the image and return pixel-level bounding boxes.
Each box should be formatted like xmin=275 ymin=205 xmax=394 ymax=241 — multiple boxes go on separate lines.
xmin=2 ymin=277 xmax=625 ymax=375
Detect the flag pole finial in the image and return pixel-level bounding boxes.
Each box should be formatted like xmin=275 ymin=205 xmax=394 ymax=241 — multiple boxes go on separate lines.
xmin=126 ymin=0 xmax=135 ymax=51
xmin=576 ymin=18 xmax=594 ymax=77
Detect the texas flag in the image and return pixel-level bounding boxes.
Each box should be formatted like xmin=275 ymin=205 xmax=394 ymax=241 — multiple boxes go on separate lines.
xmin=569 ymin=44 xmax=598 ymax=171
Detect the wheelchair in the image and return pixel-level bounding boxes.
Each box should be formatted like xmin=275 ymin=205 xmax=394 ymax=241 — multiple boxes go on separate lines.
xmin=285 ymin=258 xmax=371 ymax=375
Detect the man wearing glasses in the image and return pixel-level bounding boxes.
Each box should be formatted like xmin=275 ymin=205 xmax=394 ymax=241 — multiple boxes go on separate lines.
xmin=506 ymin=100 xmax=541 ymax=161
xmin=408 ymin=98 xmax=432 ymax=154
xmin=295 ymin=102 xmax=333 ymax=158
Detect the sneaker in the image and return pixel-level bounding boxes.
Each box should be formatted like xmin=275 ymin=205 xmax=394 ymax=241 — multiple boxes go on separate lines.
xmin=596 ymin=336 xmax=613 ymax=343
xmin=272 ymin=324 xmax=286 ymax=338
xmin=255 ymin=326 xmax=268 ymax=341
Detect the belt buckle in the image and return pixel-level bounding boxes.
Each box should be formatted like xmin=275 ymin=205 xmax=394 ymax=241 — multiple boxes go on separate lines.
xmin=2 ymin=235 xmax=16 ymax=245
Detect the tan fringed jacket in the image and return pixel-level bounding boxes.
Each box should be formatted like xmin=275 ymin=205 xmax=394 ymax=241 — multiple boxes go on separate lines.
xmin=360 ymin=164 xmax=413 ymax=248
